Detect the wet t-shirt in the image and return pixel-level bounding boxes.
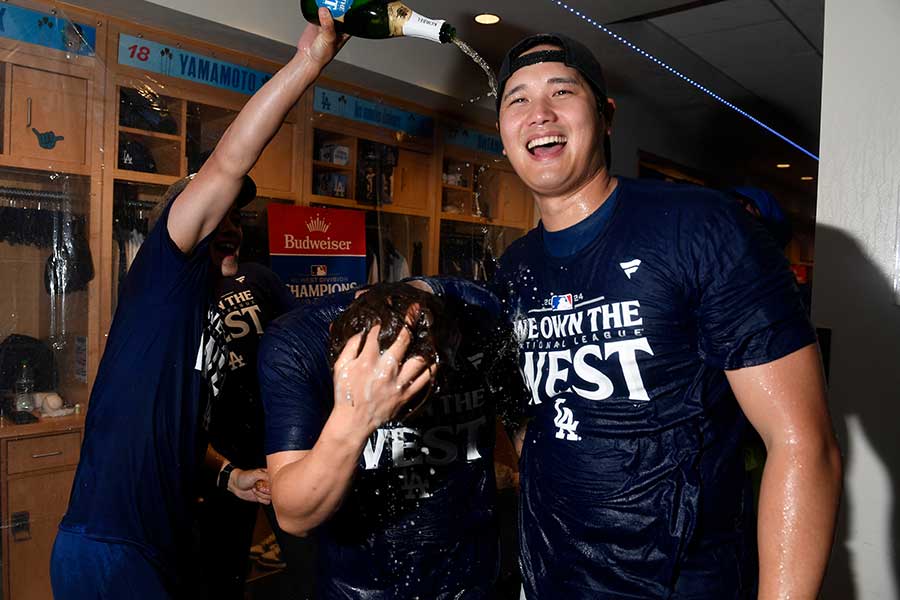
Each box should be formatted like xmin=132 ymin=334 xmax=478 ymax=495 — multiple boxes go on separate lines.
xmin=60 ymin=199 xmax=213 ymax=581
xmin=260 ymin=282 xmax=514 ymax=599
xmin=492 ymin=177 xmax=816 ymax=599
xmin=206 ymin=263 xmax=297 ymax=468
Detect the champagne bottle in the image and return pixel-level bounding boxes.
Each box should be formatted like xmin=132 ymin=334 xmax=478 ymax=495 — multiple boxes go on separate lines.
xmin=14 ymin=360 xmax=35 ymax=413
xmin=301 ymin=0 xmax=456 ymax=44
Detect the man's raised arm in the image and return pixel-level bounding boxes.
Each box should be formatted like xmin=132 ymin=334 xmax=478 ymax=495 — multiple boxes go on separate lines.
xmin=168 ymin=8 xmax=346 ymax=254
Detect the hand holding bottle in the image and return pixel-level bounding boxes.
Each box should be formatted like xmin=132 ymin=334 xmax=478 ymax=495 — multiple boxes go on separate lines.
xmin=297 ymin=7 xmax=350 ymax=71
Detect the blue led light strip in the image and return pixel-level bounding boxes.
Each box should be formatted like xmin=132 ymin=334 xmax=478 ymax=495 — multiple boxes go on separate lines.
xmin=549 ymin=0 xmax=820 ymax=161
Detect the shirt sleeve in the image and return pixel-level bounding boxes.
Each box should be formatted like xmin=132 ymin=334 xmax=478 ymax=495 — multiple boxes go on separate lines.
xmin=692 ymin=197 xmax=816 ymax=370
xmin=120 ymin=197 xmax=213 ymax=302
xmin=259 ymin=310 xmax=331 ymax=454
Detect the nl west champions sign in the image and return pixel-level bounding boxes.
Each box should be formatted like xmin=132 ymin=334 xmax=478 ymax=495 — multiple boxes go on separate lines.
xmin=267 ymin=205 xmax=366 ymax=302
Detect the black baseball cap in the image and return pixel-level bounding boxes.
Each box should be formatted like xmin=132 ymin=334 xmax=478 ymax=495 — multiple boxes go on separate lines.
xmin=497 ymin=33 xmax=607 ymax=113
xmin=161 ymin=173 xmax=257 ymax=210
xmin=234 ymin=174 xmax=257 ymax=209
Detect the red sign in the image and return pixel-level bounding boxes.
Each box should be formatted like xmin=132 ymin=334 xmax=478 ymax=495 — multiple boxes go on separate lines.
xmin=268 ymin=204 xmax=366 ymax=257
xmin=267 ymin=205 xmax=367 ymax=303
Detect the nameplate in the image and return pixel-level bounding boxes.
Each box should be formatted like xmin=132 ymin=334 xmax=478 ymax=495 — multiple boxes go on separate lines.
xmin=0 ymin=5 xmax=95 ymax=55
xmin=314 ymin=86 xmax=434 ymax=139
xmin=118 ymin=33 xmax=272 ymax=96
xmin=443 ymin=124 xmax=504 ymax=157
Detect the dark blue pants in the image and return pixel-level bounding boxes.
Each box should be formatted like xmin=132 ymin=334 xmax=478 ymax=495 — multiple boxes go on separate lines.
xmin=51 ymin=529 xmax=174 ymax=599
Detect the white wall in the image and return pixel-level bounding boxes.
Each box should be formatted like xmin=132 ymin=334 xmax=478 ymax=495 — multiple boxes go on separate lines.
xmin=813 ymin=0 xmax=900 ymax=598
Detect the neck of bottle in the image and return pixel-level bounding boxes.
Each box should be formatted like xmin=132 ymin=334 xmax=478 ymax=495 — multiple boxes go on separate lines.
xmin=388 ymin=3 xmax=453 ymax=44
xmin=402 ymin=10 xmax=446 ymax=43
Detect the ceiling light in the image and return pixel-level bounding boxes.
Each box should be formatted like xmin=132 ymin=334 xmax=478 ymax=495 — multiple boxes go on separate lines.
xmin=776 ymin=163 xmax=791 ymax=169
xmin=474 ymin=13 xmax=501 ymax=25
xmin=801 ymin=176 xmax=815 ymax=181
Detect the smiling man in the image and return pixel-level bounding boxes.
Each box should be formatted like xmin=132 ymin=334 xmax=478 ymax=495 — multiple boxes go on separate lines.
xmin=489 ymin=34 xmax=843 ymax=599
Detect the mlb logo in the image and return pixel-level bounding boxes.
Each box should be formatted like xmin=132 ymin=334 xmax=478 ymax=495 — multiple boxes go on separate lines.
xmin=311 ymin=264 xmax=328 ymax=276
xmin=551 ymin=294 xmax=574 ymax=311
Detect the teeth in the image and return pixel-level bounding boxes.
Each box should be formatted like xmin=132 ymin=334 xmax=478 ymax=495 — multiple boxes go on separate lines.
xmin=527 ymin=135 xmax=567 ymax=150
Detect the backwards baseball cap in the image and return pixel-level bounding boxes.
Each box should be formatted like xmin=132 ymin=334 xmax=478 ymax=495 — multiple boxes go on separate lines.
xmin=497 ymin=33 xmax=607 ymax=113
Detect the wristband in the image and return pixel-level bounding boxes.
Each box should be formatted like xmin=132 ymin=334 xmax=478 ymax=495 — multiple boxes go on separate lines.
xmin=218 ymin=463 xmax=235 ymax=491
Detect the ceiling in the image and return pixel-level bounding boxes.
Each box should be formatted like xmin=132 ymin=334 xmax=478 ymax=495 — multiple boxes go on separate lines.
xmin=64 ymin=0 xmax=824 ymax=212
xmin=68 ymin=0 xmax=823 ymax=141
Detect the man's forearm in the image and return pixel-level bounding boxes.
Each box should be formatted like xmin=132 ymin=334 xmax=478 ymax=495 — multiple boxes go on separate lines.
xmin=271 ymin=419 xmax=366 ymax=536
xmin=757 ymin=439 xmax=842 ymax=599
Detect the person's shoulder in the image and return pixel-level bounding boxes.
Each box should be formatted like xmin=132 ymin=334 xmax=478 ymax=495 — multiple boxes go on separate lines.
xmin=268 ymin=292 xmax=353 ymax=335
xmin=619 ymin=177 xmax=732 ymax=214
xmin=433 ymin=277 xmax=503 ymax=322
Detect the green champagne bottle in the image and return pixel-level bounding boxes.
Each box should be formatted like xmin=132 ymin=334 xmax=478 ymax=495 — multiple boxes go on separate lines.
xmin=301 ymin=0 xmax=456 ymax=44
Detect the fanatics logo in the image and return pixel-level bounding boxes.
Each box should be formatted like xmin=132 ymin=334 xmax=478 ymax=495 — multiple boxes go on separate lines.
xmin=620 ymin=259 xmax=642 ymax=279
xmin=306 ymin=215 xmax=331 ymax=234
xmin=550 ymin=294 xmax=574 ymax=311
xmin=235 ymin=276 xmax=246 ymax=283
xmin=467 ymin=352 xmax=484 ymax=368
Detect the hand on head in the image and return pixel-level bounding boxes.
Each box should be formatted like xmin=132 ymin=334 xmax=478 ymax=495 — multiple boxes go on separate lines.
xmin=331 ymin=306 xmax=436 ymax=441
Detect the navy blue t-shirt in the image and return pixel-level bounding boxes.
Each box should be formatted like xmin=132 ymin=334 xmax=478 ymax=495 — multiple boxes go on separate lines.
xmin=60 ymin=200 xmax=213 ymax=580
xmin=259 ymin=281 xmax=513 ymax=599
xmin=206 ymin=262 xmax=297 ymax=469
xmin=492 ymin=177 xmax=816 ymax=599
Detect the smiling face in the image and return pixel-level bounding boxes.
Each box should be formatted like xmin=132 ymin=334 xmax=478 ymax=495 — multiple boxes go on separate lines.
xmin=498 ymin=45 xmax=607 ymax=200
xmin=209 ymin=204 xmax=242 ymax=277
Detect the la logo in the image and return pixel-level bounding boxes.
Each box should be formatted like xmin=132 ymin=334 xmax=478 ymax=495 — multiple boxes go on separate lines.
xmin=554 ymin=399 xmax=581 ymax=441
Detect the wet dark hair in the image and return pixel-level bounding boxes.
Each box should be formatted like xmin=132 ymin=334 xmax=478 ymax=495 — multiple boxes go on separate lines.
xmin=328 ymin=282 xmax=459 ymax=371
xmin=328 ymin=282 xmax=460 ymax=421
